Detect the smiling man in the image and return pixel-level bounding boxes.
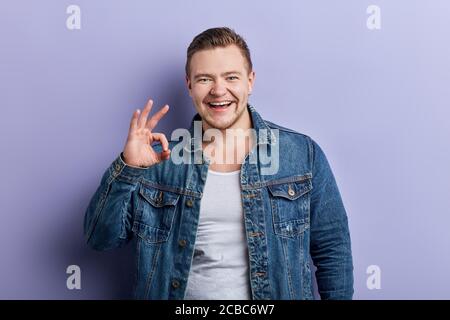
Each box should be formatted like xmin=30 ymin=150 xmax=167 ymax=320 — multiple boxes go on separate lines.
xmin=84 ymin=27 xmax=354 ymax=300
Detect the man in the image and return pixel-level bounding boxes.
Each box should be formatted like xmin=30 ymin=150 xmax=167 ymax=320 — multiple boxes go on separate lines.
xmin=84 ymin=27 xmax=354 ymax=300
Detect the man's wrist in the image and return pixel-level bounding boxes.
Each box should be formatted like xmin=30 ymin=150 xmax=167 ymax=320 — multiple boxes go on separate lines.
xmin=120 ymin=152 xmax=148 ymax=169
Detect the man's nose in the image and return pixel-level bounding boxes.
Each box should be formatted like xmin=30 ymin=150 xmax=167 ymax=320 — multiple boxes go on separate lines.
xmin=210 ymin=80 xmax=227 ymax=96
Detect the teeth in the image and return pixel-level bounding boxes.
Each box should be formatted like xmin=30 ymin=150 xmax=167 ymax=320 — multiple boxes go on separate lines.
xmin=209 ymin=101 xmax=232 ymax=106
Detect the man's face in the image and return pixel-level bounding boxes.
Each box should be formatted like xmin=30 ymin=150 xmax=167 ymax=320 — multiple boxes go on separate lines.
xmin=186 ymin=44 xmax=255 ymax=130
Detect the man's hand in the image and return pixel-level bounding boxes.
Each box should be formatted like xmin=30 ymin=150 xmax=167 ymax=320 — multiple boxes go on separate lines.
xmin=122 ymin=99 xmax=171 ymax=168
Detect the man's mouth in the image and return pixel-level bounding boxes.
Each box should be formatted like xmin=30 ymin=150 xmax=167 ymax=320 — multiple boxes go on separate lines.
xmin=205 ymin=100 xmax=235 ymax=110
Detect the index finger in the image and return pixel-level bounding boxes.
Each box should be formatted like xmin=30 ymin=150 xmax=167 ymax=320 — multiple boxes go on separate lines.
xmin=138 ymin=99 xmax=154 ymax=129
xmin=129 ymin=109 xmax=140 ymax=131
xmin=146 ymin=104 xmax=169 ymax=131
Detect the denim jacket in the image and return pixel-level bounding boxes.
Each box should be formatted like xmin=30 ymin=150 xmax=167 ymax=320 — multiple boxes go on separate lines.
xmin=84 ymin=104 xmax=354 ymax=300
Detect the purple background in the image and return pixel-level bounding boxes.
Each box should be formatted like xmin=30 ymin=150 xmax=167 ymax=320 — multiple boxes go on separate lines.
xmin=1 ymin=0 xmax=449 ymax=299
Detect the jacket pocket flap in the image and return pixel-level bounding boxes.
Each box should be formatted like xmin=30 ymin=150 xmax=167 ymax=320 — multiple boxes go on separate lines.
xmin=139 ymin=185 xmax=181 ymax=207
xmin=268 ymin=178 xmax=312 ymax=200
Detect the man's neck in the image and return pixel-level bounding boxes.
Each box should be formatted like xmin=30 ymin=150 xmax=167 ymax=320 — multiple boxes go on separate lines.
xmin=202 ymin=108 xmax=255 ymax=172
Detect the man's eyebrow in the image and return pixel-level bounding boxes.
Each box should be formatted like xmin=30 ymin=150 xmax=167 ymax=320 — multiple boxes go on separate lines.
xmin=193 ymin=71 xmax=243 ymax=79
xmin=193 ymin=73 xmax=213 ymax=79
xmin=222 ymin=71 xmax=242 ymax=76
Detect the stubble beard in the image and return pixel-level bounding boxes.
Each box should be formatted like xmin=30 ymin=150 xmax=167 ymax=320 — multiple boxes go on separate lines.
xmin=200 ymin=101 xmax=247 ymax=131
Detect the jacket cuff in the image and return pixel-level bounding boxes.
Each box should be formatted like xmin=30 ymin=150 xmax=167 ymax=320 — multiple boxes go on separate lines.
xmin=110 ymin=152 xmax=150 ymax=179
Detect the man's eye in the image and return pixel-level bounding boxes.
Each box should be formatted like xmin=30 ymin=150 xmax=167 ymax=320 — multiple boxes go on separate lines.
xmin=227 ymin=76 xmax=238 ymax=80
xmin=198 ymin=78 xmax=211 ymax=82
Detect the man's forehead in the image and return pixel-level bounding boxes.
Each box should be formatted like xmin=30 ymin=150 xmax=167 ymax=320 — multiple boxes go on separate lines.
xmin=191 ymin=46 xmax=246 ymax=64
xmin=191 ymin=50 xmax=247 ymax=75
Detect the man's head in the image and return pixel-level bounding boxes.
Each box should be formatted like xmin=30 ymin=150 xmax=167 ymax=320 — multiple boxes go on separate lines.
xmin=185 ymin=27 xmax=255 ymax=130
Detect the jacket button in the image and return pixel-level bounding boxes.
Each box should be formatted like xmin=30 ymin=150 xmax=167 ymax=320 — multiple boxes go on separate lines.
xmin=186 ymin=199 xmax=193 ymax=207
xmin=115 ymin=163 xmax=121 ymax=172
xmin=288 ymin=187 xmax=295 ymax=197
xmin=178 ymin=239 xmax=187 ymax=247
xmin=171 ymin=279 xmax=180 ymax=288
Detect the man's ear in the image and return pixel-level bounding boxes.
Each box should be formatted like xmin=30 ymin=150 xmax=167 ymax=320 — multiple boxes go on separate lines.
xmin=185 ymin=75 xmax=192 ymax=97
xmin=248 ymin=71 xmax=255 ymax=94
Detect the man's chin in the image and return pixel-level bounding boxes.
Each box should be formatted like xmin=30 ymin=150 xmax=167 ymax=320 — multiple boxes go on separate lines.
xmin=203 ymin=116 xmax=235 ymax=130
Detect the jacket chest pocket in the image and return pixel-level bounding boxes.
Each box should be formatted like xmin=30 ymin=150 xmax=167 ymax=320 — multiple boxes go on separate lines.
xmin=133 ymin=184 xmax=181 ymax=244
xmin=267 ymin=177 xmax=312 ymax=238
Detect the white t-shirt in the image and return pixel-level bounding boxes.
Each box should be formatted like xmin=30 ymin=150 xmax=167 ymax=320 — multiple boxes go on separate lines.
xmin=184 ymin=169 xmax=251 ymax=300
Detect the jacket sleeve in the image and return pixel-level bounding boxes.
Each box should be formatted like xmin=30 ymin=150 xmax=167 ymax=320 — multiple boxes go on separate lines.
xmin=83 ymin=152 xmax=148 ymax=251
xmin=308 ymin=138 xmax=354 ymax=300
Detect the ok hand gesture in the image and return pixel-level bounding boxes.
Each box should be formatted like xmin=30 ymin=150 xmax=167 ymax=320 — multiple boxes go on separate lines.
xmin=122 ymin=99 xmax=171 ymax=168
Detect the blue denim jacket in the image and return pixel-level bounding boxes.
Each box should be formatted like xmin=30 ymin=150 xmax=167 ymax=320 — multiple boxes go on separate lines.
xmin=84 ymin=104 xmax=354 ymax=300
